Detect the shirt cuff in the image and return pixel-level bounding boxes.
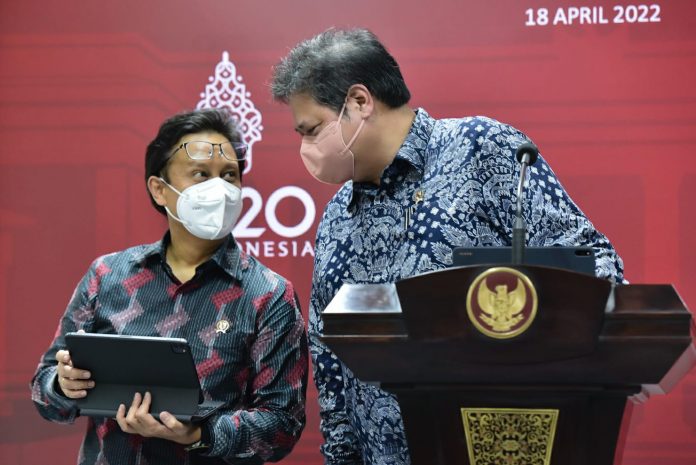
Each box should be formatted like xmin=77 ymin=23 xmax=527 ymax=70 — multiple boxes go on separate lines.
xmin=45 ymin=370 xmax=80 ymax=414
xmin=200 ymin=421 xmax=212 ymax=445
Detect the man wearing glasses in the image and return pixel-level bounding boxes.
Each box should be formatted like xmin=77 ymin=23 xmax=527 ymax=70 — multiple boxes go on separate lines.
xmin=31 ymin=108 xmax=308 ymax=465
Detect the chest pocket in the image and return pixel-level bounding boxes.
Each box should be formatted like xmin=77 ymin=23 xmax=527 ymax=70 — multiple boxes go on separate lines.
xmin=191 ymin=315 xmax=255 ymax=402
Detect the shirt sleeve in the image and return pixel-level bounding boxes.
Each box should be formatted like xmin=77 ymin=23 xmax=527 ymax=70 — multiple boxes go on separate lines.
xmin=199 ymin=279 xmax=308 ymax=464
xmin=473 ymin=118 xmax=625 ymax=282
xmin=307 ymin=219 xmax=364 ymax=465
xmin=30 ymin=257 xmax=102 ymax=423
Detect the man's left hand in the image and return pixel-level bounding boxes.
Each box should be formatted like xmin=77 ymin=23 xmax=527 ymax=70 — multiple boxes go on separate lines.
xmin=115 ymin=391 xmax=201 ymax=445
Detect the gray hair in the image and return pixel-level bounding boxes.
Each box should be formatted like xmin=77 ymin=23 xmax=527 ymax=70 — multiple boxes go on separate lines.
xmin=271 ymin=28 xmax=410 ymax=113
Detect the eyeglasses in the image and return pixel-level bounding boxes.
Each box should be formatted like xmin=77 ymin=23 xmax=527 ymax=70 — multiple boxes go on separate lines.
xmin=172 ymin=141 xmax=248 ymax=162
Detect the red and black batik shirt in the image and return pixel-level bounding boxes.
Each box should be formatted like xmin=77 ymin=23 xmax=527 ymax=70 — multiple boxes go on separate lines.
xmin=32 ymin=233 xmax=308 ymax=465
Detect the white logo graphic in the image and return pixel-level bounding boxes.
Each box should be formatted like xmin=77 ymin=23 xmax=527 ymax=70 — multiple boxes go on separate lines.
xmin=197 ymin=51 xmax=263 ymax=174
xmin=195 ymin=52 xmax=316 ymax=259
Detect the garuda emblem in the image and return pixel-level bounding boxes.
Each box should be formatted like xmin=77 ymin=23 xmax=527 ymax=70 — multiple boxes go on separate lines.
xmin=466 ymin=267 xmax=538 ymax=339
xmin=478 ymin=277 xmax=526 ymax=332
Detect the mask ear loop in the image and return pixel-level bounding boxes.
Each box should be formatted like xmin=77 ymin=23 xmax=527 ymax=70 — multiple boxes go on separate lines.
xmin=158 ymin=177 xmax=185 ymax=224
xmin=159 ymin=177 xmax=183 ymax=196
xmin=337 ymin=100 xmax=348 ymax=120
xmin=338 ymin=100 xmax=366 ymax=156
xmin=342 ymin=119 xmax=365 ymax=152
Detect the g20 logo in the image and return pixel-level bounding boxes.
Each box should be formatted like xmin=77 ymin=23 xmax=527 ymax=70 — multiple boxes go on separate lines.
xmin=198 ymin=53 xmax=316 ymax=258
xmin=233 ymin=186 xmax=316 ymax=257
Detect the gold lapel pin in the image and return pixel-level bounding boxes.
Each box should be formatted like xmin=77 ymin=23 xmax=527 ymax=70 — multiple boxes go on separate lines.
xmin=215 ymin=319 xmax=231 ymax=334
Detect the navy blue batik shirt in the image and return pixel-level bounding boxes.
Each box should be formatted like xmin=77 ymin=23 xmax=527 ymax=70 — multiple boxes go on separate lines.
xmin=32 ymin=233 xmax=308 ymax=465
xmin=309 ymin=109 xmax=624 ymax=465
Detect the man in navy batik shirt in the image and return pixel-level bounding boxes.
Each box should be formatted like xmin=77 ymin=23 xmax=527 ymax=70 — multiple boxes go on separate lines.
xmin=272 ymin=28 xmax=623 ymax=465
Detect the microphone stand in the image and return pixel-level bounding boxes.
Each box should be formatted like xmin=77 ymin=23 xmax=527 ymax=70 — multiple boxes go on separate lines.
xmin=511 ymin=143 xmax=539 ymax=265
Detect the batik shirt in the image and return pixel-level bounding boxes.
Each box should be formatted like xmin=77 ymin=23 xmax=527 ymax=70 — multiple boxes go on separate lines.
xmin=310 ymin=109 xmax=624 ymax=465
xmin=32 ymin=233 xmax=308 ymax=465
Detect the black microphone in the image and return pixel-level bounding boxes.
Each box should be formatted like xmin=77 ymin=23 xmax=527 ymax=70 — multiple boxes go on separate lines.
xmin=511 ymin=142 xmax=539 ymax=265
xmin=515 ymin=142 xmax=539 ymax=165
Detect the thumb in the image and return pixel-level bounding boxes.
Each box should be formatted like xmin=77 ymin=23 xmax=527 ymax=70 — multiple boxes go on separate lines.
xmin=160 ymin=411 xmax=180 ymax=430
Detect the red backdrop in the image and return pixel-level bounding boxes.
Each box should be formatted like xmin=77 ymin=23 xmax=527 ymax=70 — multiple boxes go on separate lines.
xmin=1 ymin=1 xmax=695 ymax=463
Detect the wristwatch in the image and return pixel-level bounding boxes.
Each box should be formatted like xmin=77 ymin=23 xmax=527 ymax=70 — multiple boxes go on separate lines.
xmin=184 ymin=439 xmax=209 ymax=452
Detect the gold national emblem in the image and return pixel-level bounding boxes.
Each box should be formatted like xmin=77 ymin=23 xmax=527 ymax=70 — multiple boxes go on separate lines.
xmin=215 ymin=319 xmax=231 ymax=334
xmin=466 ymin=267 xmax=538 ymax=339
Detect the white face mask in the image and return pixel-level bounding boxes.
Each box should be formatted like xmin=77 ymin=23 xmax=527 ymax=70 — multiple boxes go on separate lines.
xmin=159 ymin=177 xmax=243 ymax=240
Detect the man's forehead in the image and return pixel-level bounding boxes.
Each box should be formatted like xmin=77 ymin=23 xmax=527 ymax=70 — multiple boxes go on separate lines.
xmin=289 ymin=94 xmax=335 ymax=130
xmin=178 ymin=130 xmax=229 ymax=144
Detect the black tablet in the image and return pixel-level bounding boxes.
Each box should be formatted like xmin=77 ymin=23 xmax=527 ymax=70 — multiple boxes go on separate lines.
xmin=64 ymin=332 xmax=223 ymax=422
xmin=452 ymin=246 xmax=596 ymax=276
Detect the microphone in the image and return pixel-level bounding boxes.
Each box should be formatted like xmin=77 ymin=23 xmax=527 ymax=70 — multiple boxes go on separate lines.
xmin=511 ymin=142 xmax=539 ymax=265
xmin=515 ymin=142 xmax=539 ymax=165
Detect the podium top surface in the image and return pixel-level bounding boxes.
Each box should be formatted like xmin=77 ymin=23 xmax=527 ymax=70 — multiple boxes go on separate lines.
xmin=320 ymin=265 xmax=694 ymax=390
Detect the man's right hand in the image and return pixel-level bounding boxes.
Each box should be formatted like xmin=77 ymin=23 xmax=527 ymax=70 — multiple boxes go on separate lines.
xmin=55 ymin=350 xmax=94 ymax=399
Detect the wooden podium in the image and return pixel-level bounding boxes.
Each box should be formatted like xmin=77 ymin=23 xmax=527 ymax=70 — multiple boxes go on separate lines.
xmin=321 ymin=265 xmax=695 ymax=465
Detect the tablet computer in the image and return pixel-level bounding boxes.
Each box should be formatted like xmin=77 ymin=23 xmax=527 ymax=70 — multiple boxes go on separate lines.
xmin=452 ymin=246 xmax=596 ymax=276
xmin=65 ymin=332 xmax=224 ymax=422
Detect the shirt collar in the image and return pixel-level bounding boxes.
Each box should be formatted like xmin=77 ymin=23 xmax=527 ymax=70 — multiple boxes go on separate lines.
xmin=348 ymin=107 xmax=435 ymax=206
xmin=392 ymin=107 xmax=434 ymax=175
xmin=130 ymin=231 xmax=244 ymax=281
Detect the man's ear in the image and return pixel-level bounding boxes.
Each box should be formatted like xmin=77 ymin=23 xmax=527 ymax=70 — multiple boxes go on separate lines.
xmin=346 ymin=84 xmax=374 ymax=119
xmin=147 ymin=176 xmax=168 ymax=207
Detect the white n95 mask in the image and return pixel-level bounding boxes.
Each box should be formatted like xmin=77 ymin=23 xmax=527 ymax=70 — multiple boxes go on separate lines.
xmin=160 ymin=177 xmax=243 ymax=240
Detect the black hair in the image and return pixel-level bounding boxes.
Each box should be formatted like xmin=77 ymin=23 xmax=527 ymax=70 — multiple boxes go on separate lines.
xmin=144 ymin=108 xmax=244 ymax=215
